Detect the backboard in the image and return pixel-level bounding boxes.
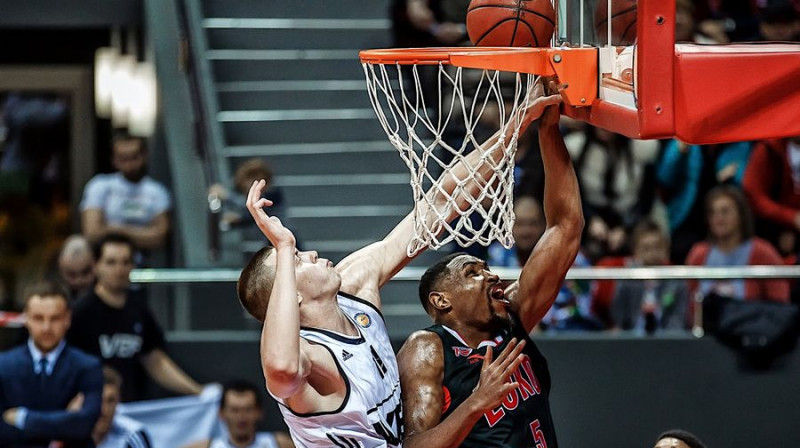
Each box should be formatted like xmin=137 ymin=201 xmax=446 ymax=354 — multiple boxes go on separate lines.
xmin=362 ymin=0 xmax=800 ymax=144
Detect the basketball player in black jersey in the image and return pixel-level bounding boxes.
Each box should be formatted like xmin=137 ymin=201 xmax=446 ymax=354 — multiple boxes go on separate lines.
xmin=397 ymin=98 xmax=583 ymax=448
xmin=238 ymin=81 xmax=563 ymax=447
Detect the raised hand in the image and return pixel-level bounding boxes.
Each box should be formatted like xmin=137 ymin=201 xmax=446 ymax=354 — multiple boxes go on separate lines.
xmin=246 ymin=179 xmax=296 ymax=250
xmin=469 ymin=338 xmax=527 ymax=412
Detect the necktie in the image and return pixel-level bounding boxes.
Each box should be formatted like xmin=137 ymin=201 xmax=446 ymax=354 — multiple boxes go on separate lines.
xmin=38 ymin=358 xmax=49 ymax=390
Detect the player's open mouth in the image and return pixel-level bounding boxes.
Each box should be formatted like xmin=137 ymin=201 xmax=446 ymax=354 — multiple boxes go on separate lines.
xmin=489 ymin=284 xmax=509 ymax=304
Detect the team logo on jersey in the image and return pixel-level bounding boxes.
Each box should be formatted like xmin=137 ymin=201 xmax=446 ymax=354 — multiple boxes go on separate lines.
xmin=355 ymin=312 xmax=371 ymax=328
xmin=342 ymin=350 xmax=354 ymax=361
xmin=452 ymin=347 xmax=473 ymax=357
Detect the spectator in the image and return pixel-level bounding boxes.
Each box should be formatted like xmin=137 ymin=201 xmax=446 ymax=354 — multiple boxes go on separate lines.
xmin=654 ymin=429 xmax=707 ymax=448
xmin=0 ymin=280 xmax=102 ymax=447
xmin=182 ymin=380 xmax=293 ymax=448
xmin=394 ymin=0 xmax=469 ymax=48
xmin=67 ymin=234 xmax=203 ymax=402
xmin=208 ymin=159 xmax=288 ymax=243
xmin=487 ymin=196 xmax=545 ymax=268
xmin=686 ymin=185 xmax=789 ymax=303
xmin=675 ymin=0 xmax=723 ymax=43
xmin=656 ymin=140 xmax=752 ymax=264
xmin=80 ymin=131 xmax=171 ymax=254
xmin=757 ymin=1 xmax=800 ymax=41
xmin=743 ymin=137 xmax=800 ymax=259
xmin=612 ymin=220 xmax=690 ymax=334
xmin=695 ymin=0 xmax=763 ymax=42
xmin=57 ymin=234 xmax=95 ymax=300
xmin=91 ymin=366 xmax=152 ymax=448
xmin=566 ymin=126 xmax=659 ymax=261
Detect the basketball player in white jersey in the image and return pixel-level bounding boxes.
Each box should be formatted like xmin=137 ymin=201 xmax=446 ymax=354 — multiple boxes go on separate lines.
xmin=237 ymin=81 xmax=562 ymax=448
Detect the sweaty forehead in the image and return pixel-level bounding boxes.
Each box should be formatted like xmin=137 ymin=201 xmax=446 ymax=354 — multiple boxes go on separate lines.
xmin=446 ymin=255 xmax=483 ymax=272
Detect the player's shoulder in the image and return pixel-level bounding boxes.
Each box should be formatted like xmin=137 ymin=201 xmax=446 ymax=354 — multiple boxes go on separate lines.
xmin=398 ymin=330 xmax=442 ymax=363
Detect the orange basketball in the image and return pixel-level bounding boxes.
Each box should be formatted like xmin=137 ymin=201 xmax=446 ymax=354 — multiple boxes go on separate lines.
xmin=594 ymin=0 xmax=637 ymax=45
xmin=467 ymin=0 xmax=556 ymax=47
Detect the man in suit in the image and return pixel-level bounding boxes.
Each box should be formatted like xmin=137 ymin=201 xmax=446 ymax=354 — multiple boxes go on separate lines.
xmin=0 ymin=280 xmax=103 ymax=447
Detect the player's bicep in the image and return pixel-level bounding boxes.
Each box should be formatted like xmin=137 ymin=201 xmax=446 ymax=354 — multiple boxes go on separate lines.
xmin=516 ymin=225 xmax=580 ymax=331
xmin=264 ymin=339 xmax=314 ymax=399
xmin=397 ymin=331 xmax=445 ymax=437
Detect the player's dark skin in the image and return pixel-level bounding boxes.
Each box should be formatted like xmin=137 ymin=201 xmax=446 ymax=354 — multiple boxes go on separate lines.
xmin=398 ymin=93 xmax=584 ymax=448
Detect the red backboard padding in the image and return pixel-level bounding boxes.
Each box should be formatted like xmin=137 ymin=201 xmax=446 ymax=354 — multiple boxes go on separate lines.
xmin=674 ymin=43 xmax=800 ymax=144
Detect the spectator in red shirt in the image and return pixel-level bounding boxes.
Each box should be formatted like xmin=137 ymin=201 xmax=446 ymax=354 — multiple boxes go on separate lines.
xmin=685 ymin=185 xmax=789 ymax=303
xmin=743 ymin=137 xmax=800 ymax=261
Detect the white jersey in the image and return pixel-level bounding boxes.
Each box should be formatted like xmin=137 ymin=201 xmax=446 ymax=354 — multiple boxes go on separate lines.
xmin=271 ymin=293 xmax=403 ymax=448
xmin=209 ymin=433 xmax=279 ymax=448
xmin=96 ymin=414 xmax=151 ymax=448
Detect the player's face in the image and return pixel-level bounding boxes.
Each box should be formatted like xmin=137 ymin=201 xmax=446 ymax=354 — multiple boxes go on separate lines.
xmin=94 ymin=242 xmax=134 ymax=293
xmin=220 ymin=391 xmax=262 ymax=442
xmin=292 ymin=249 xmax=341 ymax=297
xmin=654 ymin=437 xmax=691 ymax=448
xmin=708 ymin=195 xmax=740 ymax=241
xmin=445 ymin=255 xmax=510 ymax=329
xmin=25 ymin=295 xmax=71 ymax=353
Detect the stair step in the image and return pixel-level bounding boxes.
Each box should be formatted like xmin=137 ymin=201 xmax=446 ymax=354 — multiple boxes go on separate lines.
xmin=206 ymin=27 xmax=390 ymax=51
xmin=202 ymin=0 xmax=392 ymax=20
xmin=289 ymin=214 xmax=406 ymax=241
xmin=222 ymin=119 xmax=384 ymax=145
xmin=212 ymin=58 xmax=364 ymax=82
xmin=218 ymin=88 xmax=374 ymax=111
xmin=232 ymin=149 xmax=401 ymax=176
xmin=280 ymin=183 xmax=411 ymax=208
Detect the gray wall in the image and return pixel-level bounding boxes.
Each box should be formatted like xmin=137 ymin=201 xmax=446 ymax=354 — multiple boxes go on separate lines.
xmin=0 ymin=0 xmax=141 ymax=27
xmin=168 ymin=337 xmax=800 ymax=448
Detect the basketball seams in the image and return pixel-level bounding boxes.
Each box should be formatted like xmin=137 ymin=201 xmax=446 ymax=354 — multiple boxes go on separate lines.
xmin=509 ymin=0 xmax=522 ymax=47
xmin=519 ymin=20 xmax=540 ymax=47
xmin=468 ymin=4 xmax=556 ymax=26
xmin=473 ymin=17 xmax=551 ymax=46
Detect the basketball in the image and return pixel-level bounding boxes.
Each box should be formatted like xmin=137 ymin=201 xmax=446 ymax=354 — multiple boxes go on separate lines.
xmin=466 ymin=0 xmax=556 ymax=47
xmin=594 ymin=0 xmax=637 ymax=45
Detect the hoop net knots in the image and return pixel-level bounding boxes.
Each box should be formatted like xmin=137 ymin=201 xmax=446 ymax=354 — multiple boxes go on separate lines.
xmin=362 ymin=61 xmax=537 ymax=256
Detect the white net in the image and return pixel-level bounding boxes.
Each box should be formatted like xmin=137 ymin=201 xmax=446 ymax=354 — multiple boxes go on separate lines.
xmin=362 ymin=60 xmax=537 ymax=256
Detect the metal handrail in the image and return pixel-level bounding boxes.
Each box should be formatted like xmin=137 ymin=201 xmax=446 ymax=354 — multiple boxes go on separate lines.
xmin=131 ymin=265 xmax=800 ymax=284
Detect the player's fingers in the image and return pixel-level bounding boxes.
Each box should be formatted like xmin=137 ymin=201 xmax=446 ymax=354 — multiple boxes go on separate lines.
xmin=246 ymin=180 xmax=259 ymax=207
xmin=491 ymin=338 xmax=518 ymax=366
xmin=502 ymin=353 xmax=526 ymax=379
xmin=498 ymin=340 xmax=526 ymax=372
xmin=481 ymin=346 xmax=494 ymax=372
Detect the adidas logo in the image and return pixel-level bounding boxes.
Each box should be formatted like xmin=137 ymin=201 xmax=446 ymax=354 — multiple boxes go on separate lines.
xmin=342 ymin=350 xmax=353 ymax=361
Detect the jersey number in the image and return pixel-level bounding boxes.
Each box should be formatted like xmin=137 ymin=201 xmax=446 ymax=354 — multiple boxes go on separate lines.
xmin=530 ymin=419 xmax=547 ymax=448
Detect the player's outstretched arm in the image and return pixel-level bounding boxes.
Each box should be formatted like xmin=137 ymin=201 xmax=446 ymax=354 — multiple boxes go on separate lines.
xmin=398 ymin=331 xmax=526 ymax=448
xmin=511 ymin=99 xmax=584 ymax=332
xmin=338 ymin=80 xmax=562 ymax=305
xmin=245 ymin=180 xmax=311 ymax=399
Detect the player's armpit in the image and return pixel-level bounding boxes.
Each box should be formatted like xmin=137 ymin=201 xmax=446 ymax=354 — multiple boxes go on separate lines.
xmin=397 ymin=331 xmax=445 ymax=438
xmin=273 ymin=341 xmax=348 ymax=415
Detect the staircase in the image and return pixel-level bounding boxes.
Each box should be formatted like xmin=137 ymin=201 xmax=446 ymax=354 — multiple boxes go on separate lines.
xmin=185 ymin=0 xmax=444 ymax=269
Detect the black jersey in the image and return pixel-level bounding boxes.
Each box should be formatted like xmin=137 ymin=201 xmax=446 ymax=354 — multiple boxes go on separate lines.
xmin=426 ymin=313 xmax=558 ymax=448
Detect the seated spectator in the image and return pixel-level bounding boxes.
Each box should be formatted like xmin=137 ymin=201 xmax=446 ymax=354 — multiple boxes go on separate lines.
xmin=91 ymin=366 xmax=152 ymax=448
xmin=80 ymin=131 xmax=171 ymax=255
xmin=612 ymin=220 xmax=690 ymax=334
xmin=0 ymin=280 xmax=102 ymax=447
xmin=757 ymin=1 xmax=799 ymax=41
xmin=565 ymin=125 xmax=659 ymax=261
xmin=654 ymin=429 xmax=707 ymax=448
xmin=686 ymin=186 xmax=789 ymax=303
xmin=67 ymin=234 xmax=203 ymax=402
xmin=657 ymin=139 xmax=752 ymax=264
xmin=57 ymin=234 xmax=95 ymax=300
xmin=743 ymin=137 xmax=800 ymax=259
xmin=182 ymin=380 xmax=293 ymax=448
xmin=208 ymin=159 xmax=288 ymax=243
xmin=675 ymin=0 xmax=722 ymax=43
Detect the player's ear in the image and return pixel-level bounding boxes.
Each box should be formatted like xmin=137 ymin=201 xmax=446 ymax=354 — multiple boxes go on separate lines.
xmin=429 ymin=292 xmax=451 ymax=311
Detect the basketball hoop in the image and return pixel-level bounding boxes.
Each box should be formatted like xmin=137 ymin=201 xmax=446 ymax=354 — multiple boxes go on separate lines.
xmin=360 ymin=47 xmax=542 ymax=256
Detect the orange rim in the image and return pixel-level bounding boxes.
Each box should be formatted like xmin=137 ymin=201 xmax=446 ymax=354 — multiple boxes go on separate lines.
xmin=359 ymin=46 xmax=544 ymax=65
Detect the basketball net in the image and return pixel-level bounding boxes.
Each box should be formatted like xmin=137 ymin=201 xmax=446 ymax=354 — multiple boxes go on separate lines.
xmin=362 ymin=61 xmax=537 ymax=256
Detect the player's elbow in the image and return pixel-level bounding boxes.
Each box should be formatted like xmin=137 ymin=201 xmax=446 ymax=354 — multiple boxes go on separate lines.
xmin=264 ymin=361 xmax=302 ymax=389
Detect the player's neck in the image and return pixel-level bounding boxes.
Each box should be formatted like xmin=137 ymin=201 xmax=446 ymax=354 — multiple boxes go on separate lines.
xmin=304 ymin=299 xmax=359 ymax=337
xmin=95 ymin=284 xmax=127 ymax=309
xmin=444 ymin=320 xmax=495 ymax=349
